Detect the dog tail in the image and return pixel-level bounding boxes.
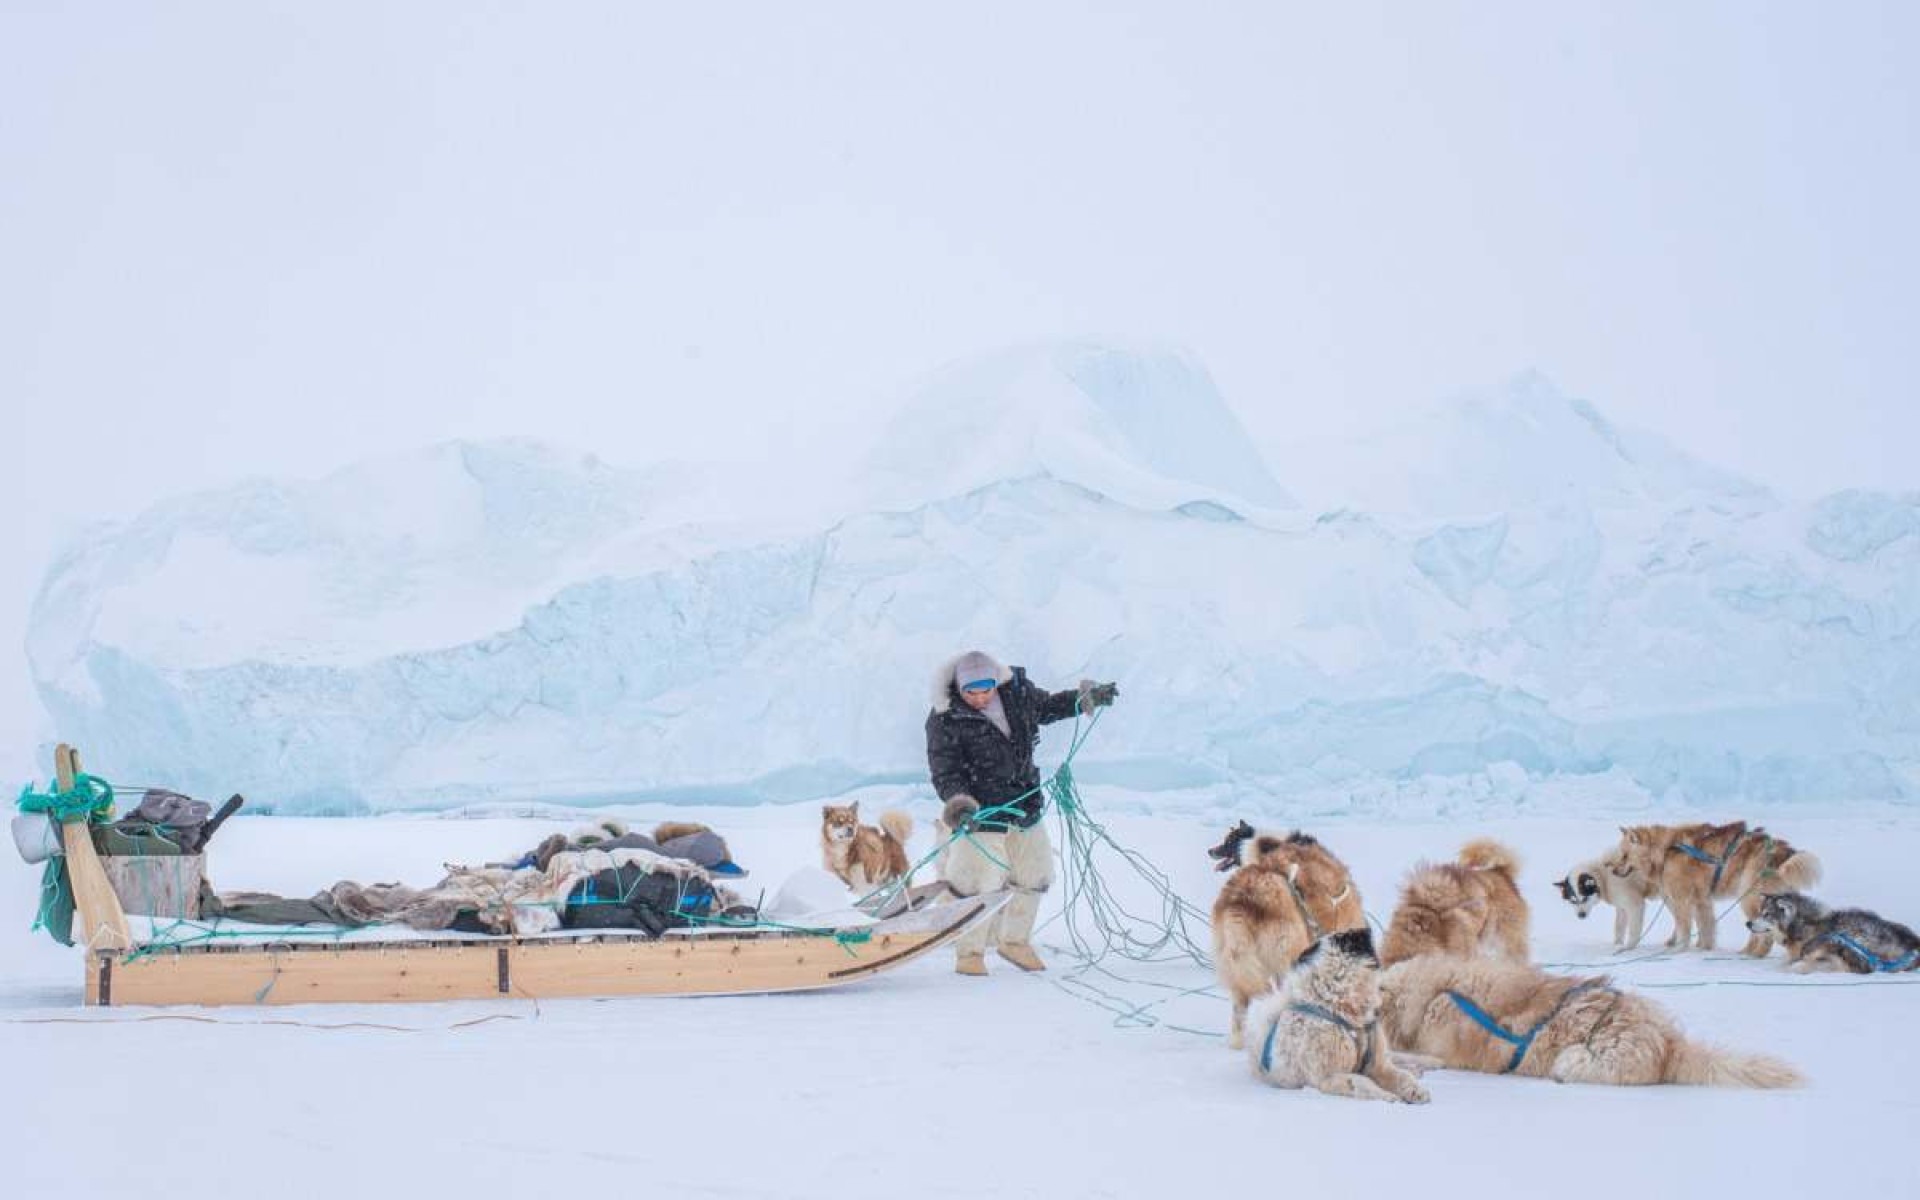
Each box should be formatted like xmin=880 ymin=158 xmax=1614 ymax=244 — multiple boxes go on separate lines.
xmin=1664 ymin=1040 xmax=1804 ymax=1089
xmin=1774 ymin=851 xmax=1822 ymax=892
xmin=878 ymin=809 xmax=914 ymax=846
xmin=1458 ymin=838 xmax=1521 ymax=880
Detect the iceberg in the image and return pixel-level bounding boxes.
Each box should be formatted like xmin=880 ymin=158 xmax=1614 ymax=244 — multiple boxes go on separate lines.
xmin=26 ymin=348 xmax=1920 ymax=814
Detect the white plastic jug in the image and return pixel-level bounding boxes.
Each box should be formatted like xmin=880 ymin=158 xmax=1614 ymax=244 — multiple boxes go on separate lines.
xmin=11 ymin=812 xmax=64 ymax=864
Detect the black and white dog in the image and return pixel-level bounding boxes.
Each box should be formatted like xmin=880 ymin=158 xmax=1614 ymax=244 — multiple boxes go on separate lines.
xmin=1553 ymin=855 xmax=1653 ymax=950
xmin=1747 ymin=891 xmax=1920 ymax=974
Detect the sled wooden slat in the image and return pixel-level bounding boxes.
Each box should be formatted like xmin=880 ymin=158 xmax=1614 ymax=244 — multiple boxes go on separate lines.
xmin=89 ymin=900 xmax=990 ymax=1008
xmin=508 ymin=926 xmax=919 ymax=1000
xmin=57 ymin=744 xmax=133 ymax=955
xmin=92 ymin=943 xmax=501 ymax=1007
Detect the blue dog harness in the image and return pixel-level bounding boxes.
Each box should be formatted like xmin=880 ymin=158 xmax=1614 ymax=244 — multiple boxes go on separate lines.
xmin=1812 ymin=931 xmax=1920 ymax=973
xmin=1445 ymin=979 xmax=1613 ymax=1074
xmin=1260 ymin=1002 xmax=1378 ymax=1076
xmin=1672 ymin=828 xmax=1747 ymax=891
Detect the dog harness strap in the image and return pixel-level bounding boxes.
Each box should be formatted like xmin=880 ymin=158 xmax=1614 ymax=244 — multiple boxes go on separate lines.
xmin=1259 ymin=1017 xmax=1281 ymax=1075
xmin=1284 ymin=1002 xmax=1377 ymax=1073
xmin=1816 ymin=931 xmax=1920 ymax=973
xmin=1281 ymin=875 xmax=1323 ymax=940
xmin=1446 ymin=979 xmax=1610 ymax=1074
xmin=1673 ymin=829 xmax=1745 ymax=892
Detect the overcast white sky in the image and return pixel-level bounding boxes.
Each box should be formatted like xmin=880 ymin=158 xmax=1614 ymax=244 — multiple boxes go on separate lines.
xmin=3 ymin=1 xmax=1917 ymax=763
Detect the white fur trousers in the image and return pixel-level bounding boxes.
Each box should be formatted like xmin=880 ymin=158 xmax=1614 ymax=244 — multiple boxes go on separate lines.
xmin=939 ymin=820 xmax=1053 ymax=954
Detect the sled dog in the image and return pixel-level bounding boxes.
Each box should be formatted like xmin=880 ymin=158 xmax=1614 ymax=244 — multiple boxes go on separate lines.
xmin=1209 ymin=823 xmax=1366 ymax=1049
xmin=1244 ymin=928 xmax=1429 ymax=1103
xmin=1379 ymin=955 xmax=1802 ymax=1087
xmin=1611 ymin=822 xmax=1821 ymax=954
xmin=1379 ymin=839 xmax=1528 ymax=966
xmin=1746 ymin=891 xmax=1920 ymax=974
xmin=1554 ymin=852 xmax=1654 ymax=950
xmin=819 ymin=802 xmax=913 ymax=891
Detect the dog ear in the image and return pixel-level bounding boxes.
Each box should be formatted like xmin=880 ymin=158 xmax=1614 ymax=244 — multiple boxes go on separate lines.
xmin=849 ymin=800 xmax=859 ymax=816
xmin=1331 ymin=927 xmax=1377 ymax=963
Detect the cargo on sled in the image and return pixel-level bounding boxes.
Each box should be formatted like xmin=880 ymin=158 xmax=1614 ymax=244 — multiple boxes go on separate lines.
xmin=14 ymin=745 xmax=992 ymax=1008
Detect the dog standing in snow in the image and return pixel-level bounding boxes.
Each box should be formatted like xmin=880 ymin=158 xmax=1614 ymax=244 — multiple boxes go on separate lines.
xmin=1554 ymin=851 xmax=1654 ymax=949
xmin=1610 ymin=822 xmax=1821 ymax=954
xmin=1209 ymin=823 xmax=1367 ymax=1049
xmin=819 ymin=802 xmax=913 ymax=891
xmin=1379 ymin=839 xmax=1529 ymax=966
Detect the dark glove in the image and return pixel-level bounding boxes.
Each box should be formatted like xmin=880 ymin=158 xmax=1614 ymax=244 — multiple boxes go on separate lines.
xmin=1078 ymin=680 xmax=1119 ymax=714
xmin=942 ymin=793 xmax=980 ymax=830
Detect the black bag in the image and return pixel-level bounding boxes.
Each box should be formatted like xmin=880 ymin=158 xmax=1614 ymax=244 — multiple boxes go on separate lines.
xmin=561 ymin=865 xmax=719 ymax=935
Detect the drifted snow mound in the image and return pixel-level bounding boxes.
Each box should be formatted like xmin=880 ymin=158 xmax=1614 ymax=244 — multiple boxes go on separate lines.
xmin=26 ymin=349 xmax=1920 ymax=814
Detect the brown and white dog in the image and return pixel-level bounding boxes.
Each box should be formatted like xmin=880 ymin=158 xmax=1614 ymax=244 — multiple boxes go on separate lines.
xmin=819 ymin=802 xmax=913 ymax=891
xmin=1245 ymin=928 xmax=1431 ymax=1103
xmin=1378 ymin=955 xmax=1802 ymax=1087
xmin=1610 ymin=822 xmax=1822 ymax=954
xmin=1380 ymin=839 xmax=1529 ymax=966
xmin=1554 ymin=850 xmax=1655 ymax=950
xmin=1208 ymin=822 xmax=1367 ymax=1049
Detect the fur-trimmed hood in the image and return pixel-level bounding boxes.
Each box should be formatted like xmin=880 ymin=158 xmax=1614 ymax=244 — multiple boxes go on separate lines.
xmin=929 ymin=650 xmax=1013 ymax=712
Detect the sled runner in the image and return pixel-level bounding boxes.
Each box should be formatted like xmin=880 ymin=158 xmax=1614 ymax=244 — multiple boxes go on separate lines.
xmin=24 ymin=745 xmax=995 ymax=1009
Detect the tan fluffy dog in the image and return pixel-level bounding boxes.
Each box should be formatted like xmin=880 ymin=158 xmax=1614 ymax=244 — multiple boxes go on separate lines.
xmin=819 ymin=802 xmax=913 ymax=891
xmin=1378 ymin=955 xmax=1802 ymax=1087
xmin=1379 ymin=839 xmax=1529 ymax=966
xmin=1209 ymin=825 xmax=1366 ymax=1049
xmin=1611 ymin=821 xmax=1822 ymax=954
xmin=1245 ymin=928 xmax=1430 ymax=1103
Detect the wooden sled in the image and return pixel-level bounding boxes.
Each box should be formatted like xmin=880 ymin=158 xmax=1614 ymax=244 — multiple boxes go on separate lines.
xmin=42 ymin=745 xmax=993 ymax=1008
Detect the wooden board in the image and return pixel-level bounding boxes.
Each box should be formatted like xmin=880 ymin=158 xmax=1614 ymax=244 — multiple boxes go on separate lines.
xmin=91 ymin=899 xmax=990 ymax=1008
xmin=56 ymin=744 xmax=133 ymax=955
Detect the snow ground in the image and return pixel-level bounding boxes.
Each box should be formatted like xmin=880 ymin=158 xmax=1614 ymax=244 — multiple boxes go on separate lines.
xmin=4 ymin=800 xmax=1917 ymax=1199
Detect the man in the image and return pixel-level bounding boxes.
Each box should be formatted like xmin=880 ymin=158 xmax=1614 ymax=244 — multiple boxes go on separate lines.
xmin=925 ymin=649 xmax=1118 ymax=976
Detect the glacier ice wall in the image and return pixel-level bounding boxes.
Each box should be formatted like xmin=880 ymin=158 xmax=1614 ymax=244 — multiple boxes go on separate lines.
xmin=26 ymin=346 xmax=1920 ymax=813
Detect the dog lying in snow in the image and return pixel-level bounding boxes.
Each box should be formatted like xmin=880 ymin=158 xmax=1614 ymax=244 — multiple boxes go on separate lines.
xmin=1746 ymin=891 xmax=1920 ymax=974
xmin=1208 ymin=822 xmax=1366 ymax=1049
xmin=1377 ymin=955 xmax=1802 ymax=1088
xmin=1379 ymin=839 xmax=1529 ymax=966
xmin=1245 ymin=928 xmax=1430 ymax=1104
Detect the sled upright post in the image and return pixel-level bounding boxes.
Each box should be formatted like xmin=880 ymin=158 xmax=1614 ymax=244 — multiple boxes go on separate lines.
xmin=55 ymin=743 xmax=133 ymax=963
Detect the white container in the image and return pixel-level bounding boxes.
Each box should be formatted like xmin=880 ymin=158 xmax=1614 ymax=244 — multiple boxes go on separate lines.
xmin=10 ymin=813 xmax=63 ymax=864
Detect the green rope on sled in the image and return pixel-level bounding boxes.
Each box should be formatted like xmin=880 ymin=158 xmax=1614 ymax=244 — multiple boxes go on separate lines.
xmin=17 ymin=771 xmax=116 ymax=824
xmin=17 ymin=772 xmax=121 ymax=944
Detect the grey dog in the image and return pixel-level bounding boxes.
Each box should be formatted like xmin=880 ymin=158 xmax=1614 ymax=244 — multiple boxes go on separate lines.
xmin=1747 ymin=891 xmax=1920 ymax=974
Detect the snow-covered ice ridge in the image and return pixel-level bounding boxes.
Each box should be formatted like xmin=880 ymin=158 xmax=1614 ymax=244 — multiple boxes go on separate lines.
xmin=27 ymin=343 xmax=1920 ymax=814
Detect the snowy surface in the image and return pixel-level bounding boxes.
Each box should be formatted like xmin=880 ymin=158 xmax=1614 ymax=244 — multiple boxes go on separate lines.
xmin=4 ymin=798 xmax=1917 ymax=1199
xmin=25 ymin=348 xmax=1920 ymax=816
